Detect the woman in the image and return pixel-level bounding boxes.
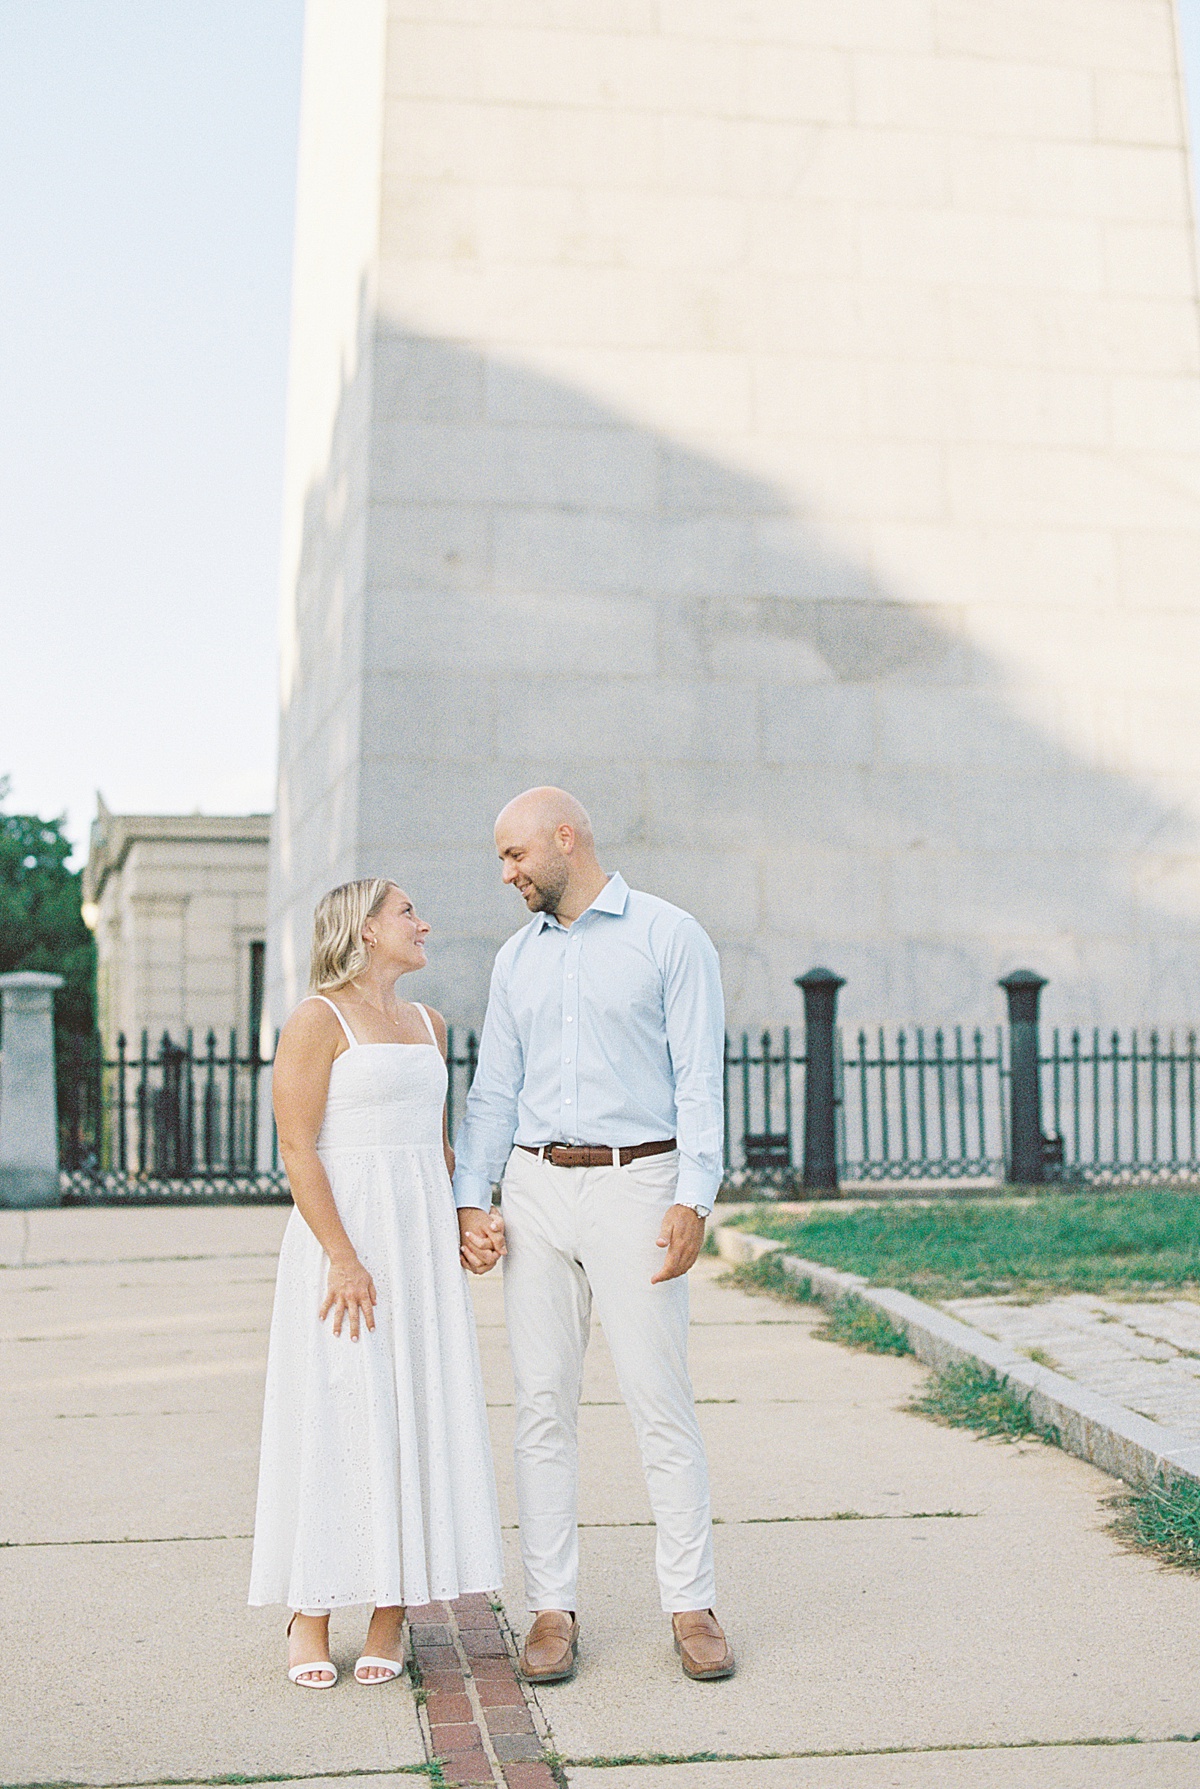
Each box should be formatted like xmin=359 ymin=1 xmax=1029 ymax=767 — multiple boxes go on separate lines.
xmin=249 ymin=878 xmax=505 ymax=1687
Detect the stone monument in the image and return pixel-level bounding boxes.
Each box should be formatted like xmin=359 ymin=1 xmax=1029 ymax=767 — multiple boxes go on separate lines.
xmin=269 ymin=0 xmax=1200 ymax=1033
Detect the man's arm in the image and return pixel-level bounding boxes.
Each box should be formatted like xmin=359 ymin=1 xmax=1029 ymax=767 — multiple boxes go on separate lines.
xmin=452 ymin=955 xmax=525 ymax=1212
xmin=660 ymin=915 xmax=725 ymax=1214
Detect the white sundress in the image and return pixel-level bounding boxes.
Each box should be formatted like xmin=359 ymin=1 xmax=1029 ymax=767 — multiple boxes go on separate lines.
xmin=248 ymin=998 xmax=504 ymax=1610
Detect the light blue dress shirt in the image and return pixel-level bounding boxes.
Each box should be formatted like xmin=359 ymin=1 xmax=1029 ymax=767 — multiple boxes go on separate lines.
xmin=452 ymin=873 xmax=725 ymax=1213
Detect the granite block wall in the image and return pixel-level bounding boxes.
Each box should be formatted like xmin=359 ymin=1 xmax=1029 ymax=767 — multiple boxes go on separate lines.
xmin=270 ymin=0 xmax=1200 ymax=1034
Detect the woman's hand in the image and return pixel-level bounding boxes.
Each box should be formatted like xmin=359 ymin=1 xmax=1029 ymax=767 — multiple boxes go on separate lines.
xmin=320 ymin=1253 xmax=378 ymax=1339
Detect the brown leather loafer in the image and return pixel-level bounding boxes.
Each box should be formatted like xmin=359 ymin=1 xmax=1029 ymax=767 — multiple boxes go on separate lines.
xmin=519 ymin=1610 xmax=579 ymax=1683
xmin=673 ymin=1609 xmax=734 ymax=1680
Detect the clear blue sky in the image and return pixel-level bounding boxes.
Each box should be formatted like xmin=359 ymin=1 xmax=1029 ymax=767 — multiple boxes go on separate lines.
xmin=0 ymin=1 xmax=304 ymax=857
xmin=3 ymin=2 xmax=1200 ymax=862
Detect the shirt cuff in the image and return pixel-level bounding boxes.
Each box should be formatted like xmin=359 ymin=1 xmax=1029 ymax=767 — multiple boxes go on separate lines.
xmin=451 ymin=1166 xmax=494 ymax=1211
xmin=675 ymin=1164 xmax=721 ymax=1213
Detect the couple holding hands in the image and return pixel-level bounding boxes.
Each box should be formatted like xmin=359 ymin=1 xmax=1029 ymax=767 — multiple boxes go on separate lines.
xmin=248 ymin=786 xmax=734 ymax=1690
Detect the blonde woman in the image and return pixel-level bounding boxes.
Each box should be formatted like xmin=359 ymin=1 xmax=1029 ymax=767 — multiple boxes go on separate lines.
xmin=249 ymin=879 xmax=505 ymax=1688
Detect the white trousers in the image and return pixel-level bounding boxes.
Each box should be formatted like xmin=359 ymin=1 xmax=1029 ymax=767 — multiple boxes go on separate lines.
xmin=500 ymin=1145 xmax=716 ymax=1614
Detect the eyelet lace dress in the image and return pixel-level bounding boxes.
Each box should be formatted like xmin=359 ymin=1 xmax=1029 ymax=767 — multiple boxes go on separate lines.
xmin=248 ymin=999 xmax=504 ymax=1610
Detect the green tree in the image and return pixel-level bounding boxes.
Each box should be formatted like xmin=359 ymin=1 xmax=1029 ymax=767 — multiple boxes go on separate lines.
xmin=0 ymin=777 xmax=97 ymax=1062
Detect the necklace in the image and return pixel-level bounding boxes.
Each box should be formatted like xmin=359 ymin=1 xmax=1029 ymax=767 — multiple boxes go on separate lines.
xmin=350 ymin=985 xmax=404 ymax=1027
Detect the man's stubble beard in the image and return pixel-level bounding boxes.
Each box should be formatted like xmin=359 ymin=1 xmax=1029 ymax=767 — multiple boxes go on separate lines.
xmin=526 ymin=860 xmax=570 ymax=915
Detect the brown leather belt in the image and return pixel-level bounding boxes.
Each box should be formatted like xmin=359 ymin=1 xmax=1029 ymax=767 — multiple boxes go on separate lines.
xmin=518 ymin=1138 xmax=677 ymax=1169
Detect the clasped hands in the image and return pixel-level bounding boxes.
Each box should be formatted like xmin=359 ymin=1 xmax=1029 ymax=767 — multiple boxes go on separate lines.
xmin=459 ymin=1205 xmax=508 ymax=1274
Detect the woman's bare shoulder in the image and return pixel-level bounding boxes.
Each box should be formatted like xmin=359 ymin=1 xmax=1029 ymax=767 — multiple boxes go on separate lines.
xmin=278 ymin=996 xmax=343 ymax=1050
xmin=420 ymin=1004 xmax=449 ymax=1047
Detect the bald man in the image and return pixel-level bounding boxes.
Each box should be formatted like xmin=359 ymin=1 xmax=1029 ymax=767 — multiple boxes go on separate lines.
xmin=452 ymin=788 xmax=733 ymax=1683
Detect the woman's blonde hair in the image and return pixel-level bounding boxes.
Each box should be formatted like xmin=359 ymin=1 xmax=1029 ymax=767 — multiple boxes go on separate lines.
xmin=309 ymin=877 xmax=396 ymax=992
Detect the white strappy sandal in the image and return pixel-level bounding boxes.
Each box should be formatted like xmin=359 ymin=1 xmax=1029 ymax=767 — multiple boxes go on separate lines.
xmin=287 ymin=1611 xmax=338 ymax=1688
xmin=354 ymin=1650 xmax=403 ymax=1685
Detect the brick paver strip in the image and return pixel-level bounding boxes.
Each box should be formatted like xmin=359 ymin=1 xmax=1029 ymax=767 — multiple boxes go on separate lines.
xmin=430 ymin=1722 xmax=481 ymax=1750
xmin=501 ymin=1764 xmax=559 ymax=1788
xmin=493 ymin=1734 xmax=546 ymax=1762
xmin=485 ymin=1704 xmax=537 ymax=1733
xmin=407 ymin=1597 xmax=558 ymax=1789
xmin=428 ymin=1690 xmax=474 ymax=1722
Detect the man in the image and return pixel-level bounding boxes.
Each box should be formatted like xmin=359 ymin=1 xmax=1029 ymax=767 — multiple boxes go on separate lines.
xmin=452 ymin=786 xmax=733 ymax=1683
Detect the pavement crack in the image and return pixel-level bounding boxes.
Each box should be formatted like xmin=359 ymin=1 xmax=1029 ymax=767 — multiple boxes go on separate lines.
xmin=3 ymin=1770 xmax=439 ymax=1787
xmin=496 ymin=1512 xmax=978 ymax=1531
xmin=0 ymin=1251 xmax=280 ymax=1271
xmin=0 ymin=1533 xmax=252 ymax=1549
xmin=564 ymin=1734 xmax=1200 ymax=1768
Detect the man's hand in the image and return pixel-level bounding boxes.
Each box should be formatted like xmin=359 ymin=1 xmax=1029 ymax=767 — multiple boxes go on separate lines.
xmin=651 ymin=1203 xmax=706 ymax=1284
xmin=459 ymin=1205 xmax=507 ymax=1275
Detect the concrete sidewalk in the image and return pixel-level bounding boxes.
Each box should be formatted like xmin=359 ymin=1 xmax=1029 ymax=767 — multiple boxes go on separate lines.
xmin=4 ymin=1208 xmax=1200 ymax=1787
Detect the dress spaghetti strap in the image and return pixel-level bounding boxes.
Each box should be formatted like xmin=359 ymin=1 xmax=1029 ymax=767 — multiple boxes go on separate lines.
xmin=416 ymin=1003 xmax=439 ymax=1047
xmin=306 ymin=994 xmax=358 ymax=1048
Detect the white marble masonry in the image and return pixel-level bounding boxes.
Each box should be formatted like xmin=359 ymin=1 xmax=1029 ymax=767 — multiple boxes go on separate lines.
xmin=269 ymin=0 xmax=1200 ymax=1036
xmin=84 ymin=807 xmax=271 ymax=1055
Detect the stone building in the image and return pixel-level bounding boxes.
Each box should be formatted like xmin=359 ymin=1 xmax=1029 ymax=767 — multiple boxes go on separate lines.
xmin=83 ymin=803 xmax=270 ymax=1056
xmin=268 ymin=0 xmax=1200 ymax=1034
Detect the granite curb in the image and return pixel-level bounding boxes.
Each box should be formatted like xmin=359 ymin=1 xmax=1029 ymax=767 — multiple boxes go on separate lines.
xmin=713 ymin=1224 xmax=1200 ymax=1492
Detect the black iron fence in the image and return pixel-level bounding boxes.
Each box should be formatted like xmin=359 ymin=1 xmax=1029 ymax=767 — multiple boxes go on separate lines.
xmin=840 ymin=1025 xmax=1009 ymax=1182
xmin=724 ymin=973 xmax=1200 ymax=1190
xmin=53 ymin=975 xmax=1200 ymax=1202
xmin=58 ymin=1026 xmax=489 ymax=1203
xmin=59 ymin=1028 xmax=284 ymax=1201
xmin=1042 ymin=1027 xmax=1200 ymax=1184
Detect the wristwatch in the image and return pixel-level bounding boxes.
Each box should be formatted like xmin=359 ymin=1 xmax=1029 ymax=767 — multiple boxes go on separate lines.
xmin=685 ymin=1200 xmax=712 ymax=1220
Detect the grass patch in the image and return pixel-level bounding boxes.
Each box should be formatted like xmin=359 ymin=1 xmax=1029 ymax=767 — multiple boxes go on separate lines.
xmin=908 ymin=1359 xmax=1060 ymax=1445
xmin=818 ymin=1295 xmax=912 ymax=1355
xmin=722 ymin=1252 xmax=911 ymax=1354
xmin=722 ymin=1249 xmax=821 ymax=1304
xmin=1110 ymin=1473 xmax=1200 ymax=1571
xmin=725 ymin=1189 xmax=1200 ymax=1299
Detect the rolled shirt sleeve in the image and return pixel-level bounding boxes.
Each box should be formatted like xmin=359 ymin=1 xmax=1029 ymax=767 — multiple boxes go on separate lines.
xmin=451 ymin=958 xmax=524 ymax=1210
xmin=660 ymin=916 xmax=725 ymax=1210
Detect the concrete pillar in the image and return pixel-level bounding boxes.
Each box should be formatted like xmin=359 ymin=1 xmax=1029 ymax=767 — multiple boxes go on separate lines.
xmin=0 ymin=971 xmax=65 ymax=1208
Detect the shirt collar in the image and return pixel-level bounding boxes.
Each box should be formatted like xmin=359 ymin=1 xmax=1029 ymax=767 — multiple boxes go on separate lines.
xmin=534 ymin=871 xmax=629 ymax=932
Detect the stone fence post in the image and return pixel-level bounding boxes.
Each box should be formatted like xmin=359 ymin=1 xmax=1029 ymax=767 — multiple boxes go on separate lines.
xmin=0 ymin=971 xmax=65 ymax=1208
xmin=795 ymin=967 xmax=846 ymax=1194
xmin=999 ymin=969 xmax=1048 ymax=1186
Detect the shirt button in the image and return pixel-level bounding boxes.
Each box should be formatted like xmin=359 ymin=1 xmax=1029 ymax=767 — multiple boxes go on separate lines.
xmin=564 ymin=1097 xmax=572 ymax=1104
xmin=566 ymin=1016 xmax=574 ymax=1023
xmin=565 ymin=1056 xmax=572 ymax=1063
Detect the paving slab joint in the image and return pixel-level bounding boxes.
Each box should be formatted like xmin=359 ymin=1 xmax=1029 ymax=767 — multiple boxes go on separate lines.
xmin=713 ymin=1223 xmax=1200 ymax=1494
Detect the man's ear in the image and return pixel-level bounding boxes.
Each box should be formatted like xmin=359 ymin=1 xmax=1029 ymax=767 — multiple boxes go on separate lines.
xmin=556 ymin=824 xmax=576 ymax=855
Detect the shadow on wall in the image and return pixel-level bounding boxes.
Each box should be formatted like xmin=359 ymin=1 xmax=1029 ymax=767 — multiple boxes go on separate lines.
xmin=270 ymin=298 xmax=1200 ymax=1034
